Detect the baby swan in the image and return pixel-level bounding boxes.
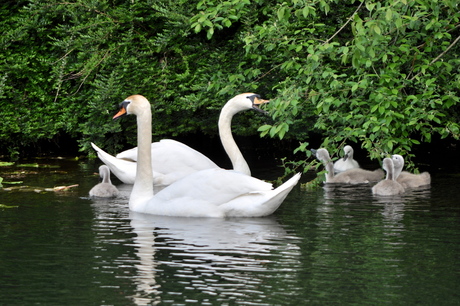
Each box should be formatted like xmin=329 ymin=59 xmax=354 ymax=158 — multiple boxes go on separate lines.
xmin=312 ymin=148 xmax=383 ymax=184
xmin=372 ymin=158 xmax=405 ymax=196
xmin=391 ymin=154 xmax=431 ymax=188
xmin=89 ymin=165 xmax=119 ymax=198
xmin=333 ymin=145 xmax=360 ymax=173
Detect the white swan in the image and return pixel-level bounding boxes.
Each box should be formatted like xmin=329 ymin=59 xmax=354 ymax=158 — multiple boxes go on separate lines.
xmin=391 ymin=154 xmax=431 ymax=188
xmin=91 ymin=93 xmax=269 ymax=185
xmin=333 ymin=145 xmax=360 ymax=173
xmin=372 ymin=158 xmax=405 ymax=196
xmin=91 ymin=140 xmax=218 ymax=186
xmin=113 ymin=94 xmax=301 ymax=217
xmin=312 ymin=148 xmax=384 ymax=184
xmin=89 ymin=165 xmax=119 ymax=198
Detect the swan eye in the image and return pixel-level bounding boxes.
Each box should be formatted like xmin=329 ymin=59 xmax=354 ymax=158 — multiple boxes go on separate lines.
xmin=246 ymin=94 xmax=260 ymax=102
xmin=119 ymin=100 xmax=131 ymax=109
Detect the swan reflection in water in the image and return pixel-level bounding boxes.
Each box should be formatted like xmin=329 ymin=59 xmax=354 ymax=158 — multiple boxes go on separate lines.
xmin=128 ymin=212 xmax=301 ymax=305
xmin=90 ymin=199 xmax=301 ymax=305
xmin=321 ymin=182 xmax=431 ymax=224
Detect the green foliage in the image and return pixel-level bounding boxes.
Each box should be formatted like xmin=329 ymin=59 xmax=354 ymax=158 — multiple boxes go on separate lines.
xmin=238 ymin=0 xmax=460 ymax=169
xmin=0 ymin=0 xmax=276 ymax=157
xmin=0 ymin=0 xmax=459 ymax=174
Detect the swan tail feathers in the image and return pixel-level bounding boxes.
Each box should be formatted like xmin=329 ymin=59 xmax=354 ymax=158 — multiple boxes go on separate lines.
xmin=223 ymin=173 xmax=301 ymax=217
xmin=260 ymin=173 xmax=301 ymax=215
xmin=91 ymin=142 xmax=136 ymax=184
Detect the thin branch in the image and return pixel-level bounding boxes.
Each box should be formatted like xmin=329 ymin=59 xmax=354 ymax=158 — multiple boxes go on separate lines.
xmin=410 ymin=34 xmax=460 ymax=81
xmin=254 ymin=63 xmax=282 ymax=82
xmin=323 ymin=1 xmax=364 ymax=45
xmin=257 ymin=2 xmax=364 ymax=82
xmin=71 ymin=49 xmax=113 ymax=96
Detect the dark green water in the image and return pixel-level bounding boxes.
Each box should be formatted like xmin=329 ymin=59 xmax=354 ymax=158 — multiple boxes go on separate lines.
xmin=0 ymin=159 xmax=459 ymax=305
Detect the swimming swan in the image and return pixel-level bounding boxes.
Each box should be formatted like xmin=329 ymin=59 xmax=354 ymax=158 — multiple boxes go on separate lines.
xmin=312 ymin=148 xmax=383 ymax=184
xmin=89 ymin=165 xmax=119 ymax=198
xmin=113 ymin=94 xmax=301 ymax=217
xmin=372 ymin=158 xmax=405 ymax=196
xmin=91 ymin=140 xmax=218 ymax=187
xmin=391 ymin=154 xmax=431 ymax=188
xmin=91 ymin=93 xmax=268 ymax=186
xmin=333 ymin=145 xmax=360 ymax=173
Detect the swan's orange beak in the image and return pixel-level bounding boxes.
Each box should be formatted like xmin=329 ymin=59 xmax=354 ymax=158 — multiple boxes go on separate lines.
xmin=113 ymin=107 xmax=127 ymax=120
xmin=253 ymin=97 xmax=269 ymax=114
xmin=113 ymin=100 xmax=130 ymax=120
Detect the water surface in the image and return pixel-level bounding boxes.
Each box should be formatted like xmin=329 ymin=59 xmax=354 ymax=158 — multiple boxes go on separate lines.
xmin=0 ymin=159 xmax=459 ymax=305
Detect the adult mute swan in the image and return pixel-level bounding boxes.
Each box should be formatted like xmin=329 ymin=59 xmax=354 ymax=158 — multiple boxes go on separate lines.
xmin=333 ymin=145 xmax=360 ymax=173
xmin=391 ymin=154 xmax=431 ymax=188
xmin=112 ymin=94 xmax=301 ymax=217
xmin=372 ymin=158 xmax=405 ymax=196
xmin=312 ymin=148 xmax=383 ymax=184
xmin=91 ymin=93 xmax=269 ymax=185
xmin=89 ymin=165 xmax=119 ymax=198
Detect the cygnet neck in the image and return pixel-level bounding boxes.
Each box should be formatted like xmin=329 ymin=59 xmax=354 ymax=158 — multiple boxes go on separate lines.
xmin=100 ymin=166 xmax=112 ymax=184
xmin=324 ymin=159 xmax=335 ymax=182
xmin=383 ymin=158 xmax=395 ymax=181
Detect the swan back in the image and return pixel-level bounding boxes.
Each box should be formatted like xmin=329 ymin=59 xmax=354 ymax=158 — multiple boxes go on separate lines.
xmin=92 ymin=139 xmax=220 ymax=186
xmin=143 ymin=169 xmax=300 ymax=217
xmin=333 ymin=168 xmax=384 ymax=184
xmin=89 ymin=165 xmax=119 ymax=198
xmin=372 ymin=158 xmax=405 ymax=196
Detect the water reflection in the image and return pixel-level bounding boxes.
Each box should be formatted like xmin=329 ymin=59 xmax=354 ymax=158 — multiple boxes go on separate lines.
xmin=305 ymin=182 xmax=438 ymax=304
xmin=129 ymin=212 xmax=302 ymax=304
xmin=90 ymin=195 xmax=302 ymax=305
xmin=130 ymin=213 xmax=161 ymax=305
xmin=377 ymin=187 xmax=430 ymax=223
xmin=321 ymin=183 xmax=432 ymax=222
xmin=1 ymin=159 xmax=459 ymax=305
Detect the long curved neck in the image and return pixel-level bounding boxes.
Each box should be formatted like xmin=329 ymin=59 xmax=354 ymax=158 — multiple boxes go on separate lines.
xmin=385 ymin=160 xmax=394 ymax=181
xmin=101 ymin=167 xmax=111 ymax=184
xmin=387 ymin=169 xmax=394 ymax=181
xmin=348 ymin=150 xmax=354 ymax=160
xmin=218 ymin=103 xmax=251 ymax=176
xmin=324 ymin=160 xmax=335 ymax=182
xmin=131 ymin=106 xmax=154 ymax=208
xmin=393 ymin=161 xmax=403 ymax=179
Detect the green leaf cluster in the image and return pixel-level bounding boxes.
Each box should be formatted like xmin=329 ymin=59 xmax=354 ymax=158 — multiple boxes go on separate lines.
xmin=0 ymin=0 xmax=459 ymax=172
xmin=241 ymin=0 xmax=460 ymax=169
xmin=0 ymin=0 xmax=277 ymax=157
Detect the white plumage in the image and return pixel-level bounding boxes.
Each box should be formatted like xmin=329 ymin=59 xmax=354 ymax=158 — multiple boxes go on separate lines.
xmin=91 ymin=93 xmax=268 ymax=186
xmin=113 ymin=94 xmax=300 ymax=218
xmin=333 ymin=145 xmax=360 ymax=173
